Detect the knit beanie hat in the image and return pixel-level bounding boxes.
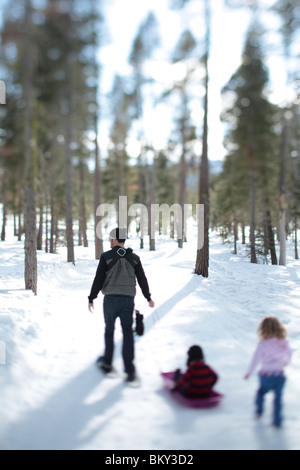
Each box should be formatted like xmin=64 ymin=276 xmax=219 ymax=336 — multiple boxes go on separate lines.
xmin=187 ymin=345 xmax=204 ymax=364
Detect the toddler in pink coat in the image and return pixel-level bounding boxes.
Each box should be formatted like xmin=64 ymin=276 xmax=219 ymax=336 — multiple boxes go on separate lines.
xmin=245 ymin=316 xmax=292 ymax=427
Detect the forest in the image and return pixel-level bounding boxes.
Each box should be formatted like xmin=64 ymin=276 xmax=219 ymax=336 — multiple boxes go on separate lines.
xmin=0 ymin=0 xmax=299 ymax=295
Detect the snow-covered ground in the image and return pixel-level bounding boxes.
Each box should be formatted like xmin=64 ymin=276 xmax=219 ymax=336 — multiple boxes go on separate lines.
xmin=0 ymin=213 xmax=299 ymax=450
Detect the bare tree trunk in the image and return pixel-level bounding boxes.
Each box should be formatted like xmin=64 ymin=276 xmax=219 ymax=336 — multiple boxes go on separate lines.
xmin=45 ymin=201 xmax=49 ymax=253
xmin=140 ymin=159 xmax=154 ymax=250
xmin=294 ymin=217 xmax=298 ymax=260
xmin=1 ymin=192 xmax=7 ymax=241
xmin=49 ymin=158 xmax=56 ymax=254
xmin=178 ymin=136 xmax=186 ymax=249
xmin=195 ymin=59 xmax=209 ymax=276
xmin=241 ymin=218 xmax=246 ymax=244
xmin=143 ymin=161 xmax=150 ymax=246
xmin=88 ymin=0 xmax=103 ymax=258
xmin=78 ymin=161 xmax=88 ymax=247
xmin=233 ymin=210 xmax=238 ymax=255
xmin=37 ymin=205 xmax=44 ymax=251
xmin=149 ymin=155 xmax=156 ymax=251
xmin=247 ymin=124 xmax=257 ymax=264
xmin=264 ymin=202 xmax=277 ymax=265
xmin=17 ymin=193 xmax=23 ymax=241
xmin=50 ymin=200 xmax=56 ymax=254
xmin=65 ymin=105 xmax=75 ymax=263
xmin=195 ymin=0 xmax=210 ymax=277
xmin=24 ymin=0 xmax=37 ymax=294
xmin=138 ymin=154 xmax=145 ymax=249
xmin=279 ymin=118 xmax=287 ymax=266
xmin=13 ymin=211 xmax=17 ymax=237
xmin=94 ymin=113 xmax=103 ymax=259
xmin=65 ymin=7 xmax=75 ymax=264
xmin=249 ymin=166 xmax=256 ymax=263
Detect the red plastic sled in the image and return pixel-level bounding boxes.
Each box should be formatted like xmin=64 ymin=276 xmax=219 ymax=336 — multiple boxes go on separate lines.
xmin=161 ymin=371 xmax=224 ymax=408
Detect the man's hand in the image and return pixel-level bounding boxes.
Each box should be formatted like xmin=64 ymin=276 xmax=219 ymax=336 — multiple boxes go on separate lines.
xmin=148 ymin=299 xmax=155 ymax=308
xmin=88 ymin=302 xmax=94 ymax=313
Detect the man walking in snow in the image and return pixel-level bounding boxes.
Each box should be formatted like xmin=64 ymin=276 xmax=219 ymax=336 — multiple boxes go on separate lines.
xmin=88 ymin=227 xmax=154 ymax=384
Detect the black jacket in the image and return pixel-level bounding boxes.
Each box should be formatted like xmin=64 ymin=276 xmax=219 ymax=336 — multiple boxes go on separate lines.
xmin=88 ymin=246 xmax=151 ymax=303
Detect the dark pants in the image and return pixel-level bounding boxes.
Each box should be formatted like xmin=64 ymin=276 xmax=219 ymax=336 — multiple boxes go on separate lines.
xmin=103 ymin=295 xmax=135 ymax=375
xmin=255 ymin=374 xmax=286 ymax=427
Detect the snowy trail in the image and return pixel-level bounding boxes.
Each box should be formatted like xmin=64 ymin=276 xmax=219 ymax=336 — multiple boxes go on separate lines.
xmin=0 ymin=226 xmax=300 ymax=450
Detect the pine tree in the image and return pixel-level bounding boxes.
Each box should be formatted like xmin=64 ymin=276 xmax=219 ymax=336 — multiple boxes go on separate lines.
xmin=171 ymin=30 xmax=197 ymax=248
xmin=128 ymin=12 xmax=160 ymax=248
xmin=273 ymin=0 xmax=300 ymax=264
xmin=221 ymin=24 xmax=279 ymax=263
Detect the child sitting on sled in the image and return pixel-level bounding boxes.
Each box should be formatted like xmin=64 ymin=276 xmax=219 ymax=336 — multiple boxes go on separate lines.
xmin=173 ymin=345 xmax=218 ymax=398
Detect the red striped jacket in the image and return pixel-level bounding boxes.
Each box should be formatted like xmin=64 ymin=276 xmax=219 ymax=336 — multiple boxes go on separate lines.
xmin=174 ymin=360 xmax=218 ymax=398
